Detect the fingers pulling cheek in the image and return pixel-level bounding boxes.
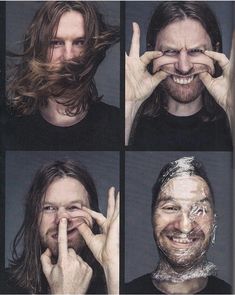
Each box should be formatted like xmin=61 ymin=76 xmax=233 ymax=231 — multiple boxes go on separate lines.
xmin=70 ymin=211 xmax=93 ymax=229
xmin=190 ymin=55 xmax=215 ymax=74
xmin=153 ymin=56 xmax=178 ymax=73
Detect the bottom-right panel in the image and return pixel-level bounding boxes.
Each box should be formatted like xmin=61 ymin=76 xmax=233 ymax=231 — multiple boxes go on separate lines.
xmin=124 ymin=151 xmax=233 ymax=294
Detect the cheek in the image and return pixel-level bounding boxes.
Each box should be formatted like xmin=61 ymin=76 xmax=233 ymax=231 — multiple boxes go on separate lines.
xmin=153 ymin=212 xmax=175 ymax=236
xmin=153 ymin=56 xmax=178 ymax=73
xmin=48 ymin=48 xmax=62 ymax=62
xmin=190 ymin=55 xmax=215 ymax=74
xmin=39 ymin=215 xmax=54 ymax=235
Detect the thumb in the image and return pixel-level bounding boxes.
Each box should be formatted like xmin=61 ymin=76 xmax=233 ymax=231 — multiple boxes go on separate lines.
xmin=40 ymin=248 xmax=53 ymax=278
xmin=199 ymin=72 xmax=214 ymax=88
xmin=152 ymin=70 xmax=169 ymax=87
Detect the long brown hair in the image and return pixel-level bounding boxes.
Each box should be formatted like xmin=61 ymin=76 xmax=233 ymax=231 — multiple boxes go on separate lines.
xmin=9 ymin=160 xmax=105 ymax=293
xmin=7 ymin=1 xmax=119 ymax=116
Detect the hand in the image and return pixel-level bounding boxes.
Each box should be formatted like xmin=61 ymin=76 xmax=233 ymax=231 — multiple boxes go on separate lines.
xmin=41 ymin=218 xmax=93 ymax=294
xmin=78 ymin=187 xmax=119 ymax=294
xmin=126 ymin=22 xmax=168 ymax=102
xmin=199 ymin=50 xmax=231 ymax=112
xmin=125 ymin=22 xmax=169 ymax=144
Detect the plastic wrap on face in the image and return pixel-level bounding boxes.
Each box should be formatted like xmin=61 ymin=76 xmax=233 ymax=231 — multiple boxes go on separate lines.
xmin=152 ymin=258 xmax=216 ymax=283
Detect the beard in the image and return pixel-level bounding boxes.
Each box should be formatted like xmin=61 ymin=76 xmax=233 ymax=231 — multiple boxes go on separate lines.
xmin=40 ymin=226 xmax=85 ymax=258
xmin=156 ymin=228 xmax=212 ymax=269
xmin=160 ymin=64 xmax=210 ymax=104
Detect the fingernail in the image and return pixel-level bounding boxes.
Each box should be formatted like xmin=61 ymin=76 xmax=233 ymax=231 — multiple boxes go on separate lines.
xmin=61 ymin=218 xmax=67 ymax=223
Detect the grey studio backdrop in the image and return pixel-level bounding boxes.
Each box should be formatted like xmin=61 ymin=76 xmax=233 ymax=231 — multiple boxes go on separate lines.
xmin=6 ymin=1 xmax=120 ymax=107
xmin=5 ymin=151 xmax=119 ymax=267
xmin=126 ymin=1 xmax=234 ymax=58
xmin=125 ymin=152 xmax=233 ymax=285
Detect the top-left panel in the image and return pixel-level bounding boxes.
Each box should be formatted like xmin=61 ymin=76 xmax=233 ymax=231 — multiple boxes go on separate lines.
xmin=3 ymin=1 xmax=120 ymax=151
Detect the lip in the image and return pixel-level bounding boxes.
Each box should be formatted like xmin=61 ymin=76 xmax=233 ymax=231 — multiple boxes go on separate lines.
xmin=167 ymin=235 xmax=199 ymax=249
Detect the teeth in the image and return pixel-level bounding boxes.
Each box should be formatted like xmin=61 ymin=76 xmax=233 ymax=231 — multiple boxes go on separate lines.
xmin=173 ymin=75 xmax=194 ymax=84
xmin=172 ymin=237 xmax=193 ymax=244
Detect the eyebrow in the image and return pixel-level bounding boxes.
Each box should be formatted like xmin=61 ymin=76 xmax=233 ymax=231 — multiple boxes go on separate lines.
xmin=157 ymin=196 xmax=212 ymax=206
xmin=43 ymin=200 xmax=83 ymax=206
xmin=159 ymin=43 xmax=209 ymax=51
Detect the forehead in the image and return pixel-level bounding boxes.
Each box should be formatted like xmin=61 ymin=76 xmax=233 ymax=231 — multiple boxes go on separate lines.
xmin=56 ymin=10 xmax=85 ymax=37
xmin=159 ymin=175 xmax=211 ymax=204
xmin=155 ymin=18 xmax=212 ymax=49
xmin=44 ymin=177 xmax=89 ymax=205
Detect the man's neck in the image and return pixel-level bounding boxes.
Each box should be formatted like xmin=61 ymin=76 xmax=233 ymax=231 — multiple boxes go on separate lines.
xmin=152 ymin=257 xmax=216 ymax=294
xmin=40 ymin=99 xmax=87 ymax=127
xmin=153 ymin=276 xmax=208 ymax=294
xmin=167 ymin=96 xmax=203 ymax=116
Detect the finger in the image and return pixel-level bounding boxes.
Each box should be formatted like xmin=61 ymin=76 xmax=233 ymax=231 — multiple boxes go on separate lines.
xmin=78 ymin=222 xmax=95 ymax=248
xmin=151 ymin=70 xmax=169 ymax=86
xmin=140 ymin=51 xmax=163 ymax=66
xmin=40 ymin=248 xmax=52 ymax=278
xmin=129 ymin=22 xmax=140 ymax=57
xmin=58 ymin=218 xmax=68 ymax=261
xmin=204 ymin=50 xmax=229 ymax=69
xmin=82 ymin=206 xmax=106 ymax=229
xmin=107 ymin=187 xmax=115 ymax=220
xmin=199 ymin=72 xmax=214 ymax=88
xmin=112 ymin=191 xmax=120 ymax=221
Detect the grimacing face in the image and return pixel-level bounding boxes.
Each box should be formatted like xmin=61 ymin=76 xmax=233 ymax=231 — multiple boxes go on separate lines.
xmin=152 ymin=175 xmax=215 ymax=268
xmin=48 ymin=10 xmax=85 ymax=63
xmin=153 ymin=19 xmax=215 ymax=104
xmin=38 ymin=177 xmax=93 ymax=257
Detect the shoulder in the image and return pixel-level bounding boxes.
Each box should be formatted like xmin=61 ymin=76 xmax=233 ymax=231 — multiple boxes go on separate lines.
xmin=90 ymin=101 xmax=120 ymax=117
xmin=0 ymin=269 xmax=29 ymax=294
xmin=202 ymin=275 xmax=232 ymax=294
xmin=125 ymin=273 xmax=162 ymax=294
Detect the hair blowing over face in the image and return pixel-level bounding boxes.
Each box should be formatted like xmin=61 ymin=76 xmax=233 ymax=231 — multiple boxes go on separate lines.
xmin=7 ymin=1 xmax=119 ymax=116
xmin=9 ymin=160 xmax=104 ymax=293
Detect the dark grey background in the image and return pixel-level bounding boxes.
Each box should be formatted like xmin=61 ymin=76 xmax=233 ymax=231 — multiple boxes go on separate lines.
xmin=6 ymin=1 xmax=120 ymax=107
xmin=5 ymin=151 xmax=119 ymax=266
xmin=126 ymin=1 xmax=234 ymax=57
xmin=125 ymin=151 xmax=233 ymax=285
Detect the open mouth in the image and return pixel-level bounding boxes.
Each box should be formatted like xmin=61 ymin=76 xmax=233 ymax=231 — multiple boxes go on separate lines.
xmin=167 ymin=235 xmax=200 ymax=248
xmin=172 ymin=75 xmax=194 ymax=85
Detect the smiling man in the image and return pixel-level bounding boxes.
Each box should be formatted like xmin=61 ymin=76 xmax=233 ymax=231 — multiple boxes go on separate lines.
xmin=4 ymin=1 xmax=120 ymax=150
xmin=125 ymin=157 xmax=232 ymax=294
xmin=125 ymin=1 xmax=232 ymax=150
xmin=1 ymin=160 xmax=119 ymax=294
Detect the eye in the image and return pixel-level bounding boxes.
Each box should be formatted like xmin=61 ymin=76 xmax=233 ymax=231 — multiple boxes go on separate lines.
xmin=50 ymin=40 xmax=64 ymax=47
xmin=163 ymin=49 xmax=179 ymax=56
xmin=162 ymin=206 xmax=179 ymax=213
xmin=43 ymin=205 xmax=57 ymax=213
xmin=73 ymin=39 xmax=85 ymax=47
xmin=188 ymin=48 xmax=204 ymax=56
xmin=67 ymin=206 xmax=81 ymax=212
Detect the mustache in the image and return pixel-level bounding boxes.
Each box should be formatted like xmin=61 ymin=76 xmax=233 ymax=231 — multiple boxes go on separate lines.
xmin=46 ymin=216 xmax=91 ymax=236
xmin=160 ymin=65 xmax=211 ymax=77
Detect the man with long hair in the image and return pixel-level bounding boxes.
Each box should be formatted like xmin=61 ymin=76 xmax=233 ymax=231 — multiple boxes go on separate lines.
xmin=125 ymin=157 xmax=232 ymax=294
xmin=1 ymin=160 xmax=119 ymax=294
xmin=4 ymin=1 xmax=120 ymax=149
xmin=125 ymin=2 xmax=233 ymax=150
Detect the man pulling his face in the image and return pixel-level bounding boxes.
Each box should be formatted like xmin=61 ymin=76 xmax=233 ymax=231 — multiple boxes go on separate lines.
xmin=1 ymin=160 xmax=119 ymax=294
xmin=125 ymin=157 xmax=232 ymax=294
xmin=125 ymin=1 xmax=233 ymax=150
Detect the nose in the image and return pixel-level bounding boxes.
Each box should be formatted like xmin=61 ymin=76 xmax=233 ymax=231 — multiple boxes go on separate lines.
xmin=175 ymin=50 xmax=193 ymax=75
xmin=63 ymin=43 xmax=74 ymax=61
xmin=174 ymin=212 xmax=194 ymax=234
xmin=55 ymin=208 xmax=71 ymax=224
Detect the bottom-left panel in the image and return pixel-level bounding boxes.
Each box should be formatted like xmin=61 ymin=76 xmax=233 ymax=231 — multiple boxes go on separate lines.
xmin=2 ymin=151 xmax=120 ymax=294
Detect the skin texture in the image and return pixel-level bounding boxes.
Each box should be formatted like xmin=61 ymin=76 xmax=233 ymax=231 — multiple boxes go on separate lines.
xmin=154 ymin=19 xmax=214 ymax=106
xmin=40 ymin=180 xmax=120 ymax=294
xmin=153 ymin=175 xmax=214 ymax=268
xmin=39 ymin=177 xmax=91 ymax=257
xmin=48 ymin=11 xmax=85 ymax=63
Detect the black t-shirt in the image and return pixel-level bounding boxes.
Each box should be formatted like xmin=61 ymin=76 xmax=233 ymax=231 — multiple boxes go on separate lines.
xmin=124 ymin=273 xmax=232 ymax=294
xmin=0 ymin=269 xmax=106 ymax=294
xmin=130 ymin=107 xmax=232 ymax=151
xmin=3 ymin=102 xmax=120 ymax=150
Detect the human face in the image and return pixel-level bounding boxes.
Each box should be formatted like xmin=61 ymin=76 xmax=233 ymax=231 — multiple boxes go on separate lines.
xmin=39 ymin=177 xmax=92 ymax=257
xmin=48 ymin=11 xmax=85 ymax=63
xmin=153 ymin=175 xmax=215 ymax=268
xmin=153 ymin=19 xmax=214 ymax=104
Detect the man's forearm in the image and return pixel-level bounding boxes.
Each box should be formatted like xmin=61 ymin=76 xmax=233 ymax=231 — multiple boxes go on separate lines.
xmin=103 ymin=262 xmax=119 ymax=294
